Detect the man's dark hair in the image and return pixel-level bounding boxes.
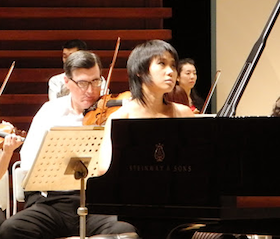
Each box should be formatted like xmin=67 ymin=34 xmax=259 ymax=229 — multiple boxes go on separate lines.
xmin=62 ymin=39 xmax=88 ymax=51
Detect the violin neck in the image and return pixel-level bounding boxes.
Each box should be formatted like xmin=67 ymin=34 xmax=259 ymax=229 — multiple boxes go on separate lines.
xmin=106 ymin=99 xmax=123 ymax=108
xmin=0 ymin=132 xmax=9 ymax=138
xmin=0 ymin=131 xmax=25 ymax=142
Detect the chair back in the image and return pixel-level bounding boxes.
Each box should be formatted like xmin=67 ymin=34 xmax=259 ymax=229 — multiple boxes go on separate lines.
xmin=12 ymin=161 xmax=26 ymax=215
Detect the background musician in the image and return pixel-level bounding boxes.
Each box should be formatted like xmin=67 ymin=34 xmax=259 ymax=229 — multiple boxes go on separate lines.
xmin=166 ymin=58 xmax=204 ymax=114
xmin=99 ymin=39 xmax=194 ymax=176
xmin=0 ymin=121 xmax=24 ymax=226
xmin=0 ymin=51 xmax=138 ymax=239
xmin=48 ymin=39 xmax=106 ymax=100
xmin=48 ymin=39 xmax=88 ymax=100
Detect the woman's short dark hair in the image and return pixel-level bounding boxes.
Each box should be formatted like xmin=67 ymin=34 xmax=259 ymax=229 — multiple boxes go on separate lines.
xmin=127 ymin=39 xmax=179 ymax=105
xmin=178 ymin=58 xmax=195 ymax=75
xmin=64 ymin=50 xmax=102 ymax=79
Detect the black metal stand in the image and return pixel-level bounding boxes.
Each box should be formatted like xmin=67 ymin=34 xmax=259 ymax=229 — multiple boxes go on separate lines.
xmin=74 ymin=160 xmax=89 ymax=239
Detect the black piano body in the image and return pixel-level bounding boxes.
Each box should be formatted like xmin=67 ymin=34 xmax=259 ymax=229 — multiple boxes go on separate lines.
xmin=86 ymin=117 xmax=280 ymax=238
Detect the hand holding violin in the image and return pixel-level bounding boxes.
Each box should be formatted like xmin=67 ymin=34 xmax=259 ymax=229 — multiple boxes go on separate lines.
xmin=0 ymin=121 xmax=25 ymax=180
xmin=0 ymin=121 xmax=26 ymax=150
xmin=2 ymin=134 xmax=24 ymax=154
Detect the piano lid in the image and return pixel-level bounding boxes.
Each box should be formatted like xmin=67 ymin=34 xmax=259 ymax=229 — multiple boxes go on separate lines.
xmin=86 ymin=117 xmax=280 ymax=211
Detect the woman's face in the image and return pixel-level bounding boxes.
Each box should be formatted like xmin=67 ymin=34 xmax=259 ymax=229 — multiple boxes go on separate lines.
xmin=178 ymin=63 xmax=197 ymax=91
xmin=148 ymin=51 xmax=178 ymax=94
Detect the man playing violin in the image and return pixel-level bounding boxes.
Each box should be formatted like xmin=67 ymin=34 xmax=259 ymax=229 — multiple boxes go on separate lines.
xmin=0 ymin=50 xmax=138 ymax=239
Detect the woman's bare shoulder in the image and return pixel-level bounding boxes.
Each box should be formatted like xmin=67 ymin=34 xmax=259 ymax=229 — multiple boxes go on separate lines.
xmin=172 ymin=102 xmax=195 ymax=117
xmin=108 ymin=105 xmax=130 ymax=120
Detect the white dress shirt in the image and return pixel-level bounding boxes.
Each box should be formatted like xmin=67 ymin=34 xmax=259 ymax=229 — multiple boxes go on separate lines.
xmin=20 ymin=94 xmax=84 ymax=171
xmin=48 ymin=72 xmax=66 ymax=101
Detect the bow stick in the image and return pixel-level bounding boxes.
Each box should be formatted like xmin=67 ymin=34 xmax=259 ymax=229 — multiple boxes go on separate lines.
xmin=200 ymin=70 xmax=221 ymax=114
xmin=0 ymin=61 xmax=15 ymax=96
xmin=97 ymin=37 xmax=121 ymax=125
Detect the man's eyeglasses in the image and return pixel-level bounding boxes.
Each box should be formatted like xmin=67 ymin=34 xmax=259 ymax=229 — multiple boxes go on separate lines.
xmin=70 ymin=78 xmax=102 ymax=90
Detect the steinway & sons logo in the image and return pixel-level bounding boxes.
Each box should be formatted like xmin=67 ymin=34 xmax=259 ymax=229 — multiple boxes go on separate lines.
xmin=154 ymin=143 xmax=165 ymax=162
xmin=128 ymin=143 xmax=192 ymax=173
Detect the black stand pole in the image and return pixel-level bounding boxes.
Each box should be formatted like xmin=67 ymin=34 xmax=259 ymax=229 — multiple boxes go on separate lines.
xmin=74 ymin=161 xmax=89 ymax=239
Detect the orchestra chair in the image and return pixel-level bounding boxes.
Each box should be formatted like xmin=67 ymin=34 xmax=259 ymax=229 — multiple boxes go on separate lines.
xmin=12 ymin=160 xmax=25 ymax=215
xmin=12 ymin=161 xmax=139 ymax=239
xmin=0 ymin=170 xmax=10 ymax=219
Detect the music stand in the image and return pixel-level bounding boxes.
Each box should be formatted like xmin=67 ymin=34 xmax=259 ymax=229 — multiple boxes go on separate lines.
xmin=22 ymin=126 xmax=105 ymax=239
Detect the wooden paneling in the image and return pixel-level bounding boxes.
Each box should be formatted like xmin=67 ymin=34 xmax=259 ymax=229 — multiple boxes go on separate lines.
xmin=0 ymin=0 xmax=171 ymax=131
xmin=0 ymin=68 xmax=128 ymax=83
xmin=0 ymin=0 xmax=163 ymax=7
xmin=0 ymin=50 xmax=130 ymax=68
xmin=0 ymin=50 xmax=131 ymax=58
xmin=0 ymin=94 xmax=48 ymax=104
xmin=0 ymin=30 xmax=171 ymax=41
xmin=0 ymin=8 xmax=171 ymax=18
xmin=0 ymin=7 xmax=170 ymax=31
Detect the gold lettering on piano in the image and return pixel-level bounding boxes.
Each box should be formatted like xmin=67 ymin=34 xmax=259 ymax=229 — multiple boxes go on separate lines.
xmin=128 ymin=165 xmax=192 ymax=173
xmin=173 ymin=165 xmax=192 ymax=173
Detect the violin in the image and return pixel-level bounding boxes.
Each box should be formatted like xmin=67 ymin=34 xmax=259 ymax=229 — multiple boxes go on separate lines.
xmin=83 ymin=91 xmax=131 ymax=126
xmin=0 ymin=121 xmax=26 ymax=149
xmin=83 ymin=37 xmax=129 ymax=126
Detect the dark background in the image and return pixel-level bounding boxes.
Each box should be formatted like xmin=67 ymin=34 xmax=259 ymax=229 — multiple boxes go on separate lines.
xmin=163 ymin=0 xmax=212 ymax=111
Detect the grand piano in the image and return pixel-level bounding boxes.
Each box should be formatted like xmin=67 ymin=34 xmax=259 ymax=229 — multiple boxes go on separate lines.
xmin=86 ymin=1 xmax=280 ymax=238
xmin=86 ymin=116 xmax=280 ymax=238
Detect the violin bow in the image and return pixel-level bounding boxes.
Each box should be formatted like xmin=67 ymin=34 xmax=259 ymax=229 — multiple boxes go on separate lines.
xmin=97 ymin=37 xmax=121 ymax=125
xmin=200 ymin=70 xmax=221 ymax=114
xmin=103 ymin=37 xmax=120 ymax=95
xmin=0 ymin=61 xmax=15 ymax=96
